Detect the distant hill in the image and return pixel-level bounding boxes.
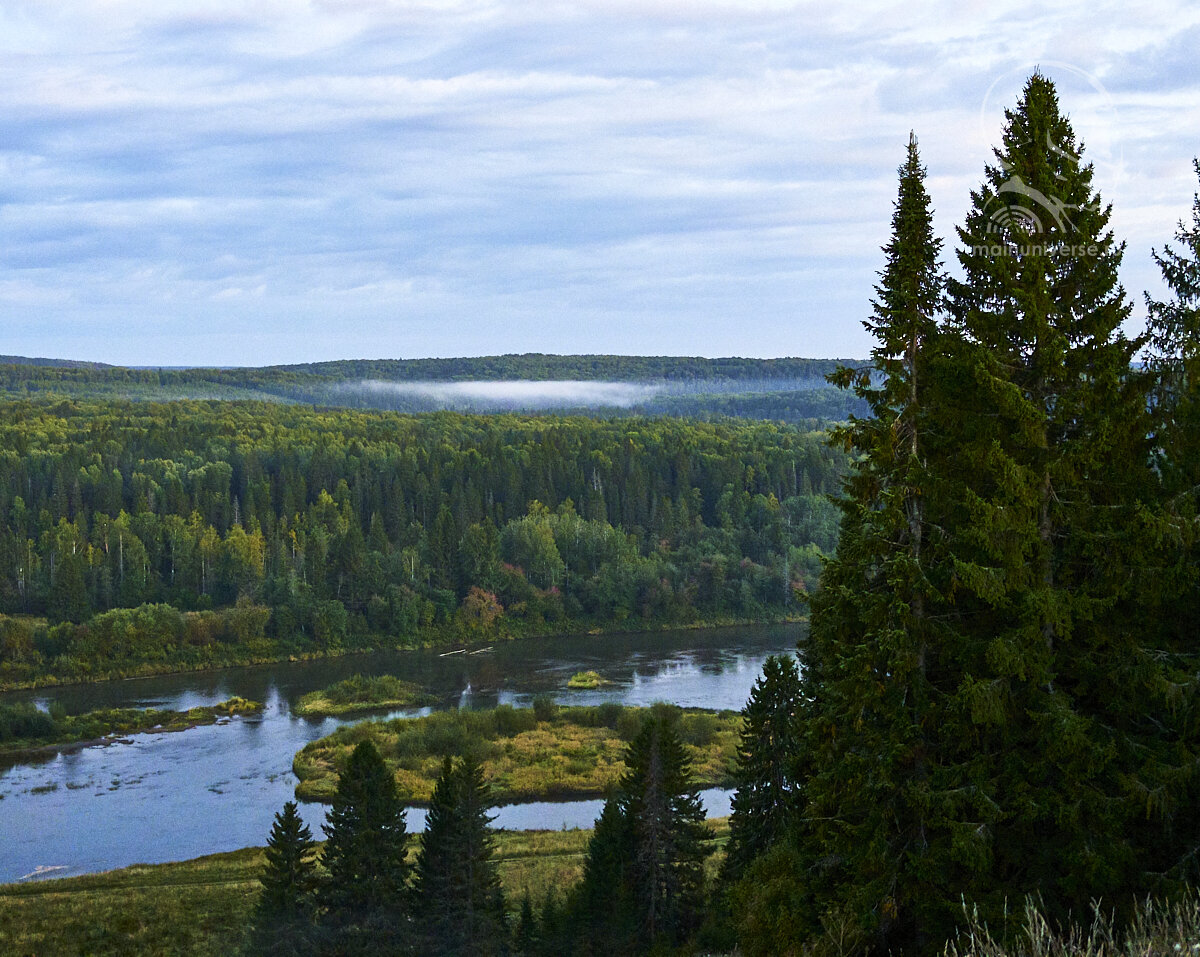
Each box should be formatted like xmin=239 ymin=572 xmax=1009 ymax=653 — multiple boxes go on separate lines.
xmin=0 ymin=353 xmax=871 ymax=425
xmin=0 ymin=355 xmax=114 ymax=369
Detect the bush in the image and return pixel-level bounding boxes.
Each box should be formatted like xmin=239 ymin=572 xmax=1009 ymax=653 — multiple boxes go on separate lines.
xmin=532 ymin=695 xmax=559 ymax=723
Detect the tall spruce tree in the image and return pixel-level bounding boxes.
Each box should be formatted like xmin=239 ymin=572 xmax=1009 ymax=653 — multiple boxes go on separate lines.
xmin=1141 ymin=158 xmax=1200 ymax=884
xmin=316 ymin=739 xmax=411 ymax=954
xmin=412 ymin=753 xmax=507 ymax=957
xmin=785 ymin=131 xmax=951 ymax=953
xmin=766 ymin=80 xmax=1189 ymax=957
xmin=722 ymin=653 xmax=802 ymax=884
xmin=248 ymin=801 xmax=318 ymax=957
xmin=941 ymin=71 xmax=1178 ymax=923
xmin=569 ymin=713 xmax=710 ymax=955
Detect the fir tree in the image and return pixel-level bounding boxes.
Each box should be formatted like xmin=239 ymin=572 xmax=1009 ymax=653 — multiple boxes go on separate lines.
xmin=413 ymin=753 xmax=507 ymax=957
xmin=785 ymin=131 xmax=951 ymax=952
xmin=943 ymin=71 xmax=1175 ymax=922
xmin=316 ymin=739 xmax=411 ymax=954
xmin=512 ymin=892 xmax=538 ymax=956
xmin=722 ymin=653 xmax=801 ymax=884
xmin=618 ymin=713 xmax=710 ymax=950
xmin=569 ymin=794 xmax=636 ymax=955
xmin=1141 ymin=158 xmax=1200 ymax=883
xmin=248 ymin=801 xmax=318 ymax=957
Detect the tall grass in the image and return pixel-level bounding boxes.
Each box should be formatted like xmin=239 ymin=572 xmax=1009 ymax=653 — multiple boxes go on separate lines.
xmin=944 ymin=894 xmax=1200 ymax=956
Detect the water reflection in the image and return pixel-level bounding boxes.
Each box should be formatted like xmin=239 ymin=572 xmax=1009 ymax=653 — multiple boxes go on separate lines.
xmin=0 ymin=624 xmax=801 ymax=883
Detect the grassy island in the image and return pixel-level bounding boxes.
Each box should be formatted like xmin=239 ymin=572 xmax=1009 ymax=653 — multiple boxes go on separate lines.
xmin=0 ymin=697 xmax=261 ymax=759
xmin=293 ymin=702 xmax=739 ymax=804
xmin=292 ymin=674 xmax=434 ymax=718
xmin=566 ymin=670 xmax=610 ymax=689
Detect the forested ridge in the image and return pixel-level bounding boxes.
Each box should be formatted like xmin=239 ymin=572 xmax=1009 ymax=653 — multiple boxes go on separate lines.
xmin=0 ymin=399 xmax=844 ymax=686
xmin=0 ymin=354 xmax=868 ymax=424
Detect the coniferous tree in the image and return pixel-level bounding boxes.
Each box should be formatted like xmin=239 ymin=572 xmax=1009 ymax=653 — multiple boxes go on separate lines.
xmin=248 ymin=801 xmax=318 ymax=957
xmin=316 ymin=740 xmax=411 ymax=954
xmin=722 ymin=653 xmax=801 ymax=884
xmin=942 ymin=71 xmax=1177 ymax=923
xmin=413 ymin=753 xmax=507 ymax=957
xmin=784 ymin=131 xmax=951 ymax=952
xmin=569 ymin=793 xmax=636 ymax=955
xmin=1141 ymin=158 xmax=1200 ymax=884
xmin=512 ymin=892 xmax=538 ymax=956
xmin=760 ymin=79 xmax=1192 ymax=957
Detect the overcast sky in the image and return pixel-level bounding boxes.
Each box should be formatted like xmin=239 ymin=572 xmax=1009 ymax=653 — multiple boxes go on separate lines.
xmin=1 ymin=1 xmax=1198 ymax=366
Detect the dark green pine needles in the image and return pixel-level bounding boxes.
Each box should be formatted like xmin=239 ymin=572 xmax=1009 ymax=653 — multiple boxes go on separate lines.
xmin=744 ymin=74 xmax=1200 ymax=956
xmin=571 ymin=711 xmax=711 ymax=954
xmin=317 ymin=739 xmax=411 ymax=954
xmin=248 ymin=801 xmax=318 ymax=956
xmin=413 ymin=753 xmax=508 ymax=957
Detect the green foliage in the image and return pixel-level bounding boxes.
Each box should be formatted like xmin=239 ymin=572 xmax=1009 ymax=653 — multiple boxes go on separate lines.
xmin=293 ymin=704 xmax=740 ymax=804
xmin=248 ymin=801 xmax=318 ymax=956
xmin=0 ymin=400 xmax=843 ymax=688
xmin=764 ymin=76 xmax=1200 ymax=956
xmin=722 ymin=653 xmax=801 ymax=885
xmin=292 ymin=674 xmax=433 ymax=717
xmin=569 ymin=713 xmax=712 ymax=954
xmin=0 ymin=696 xmax=260 ymax=754
xmin=413 ymin=753 xmax=507 ymax=956
xmin=566 ymin=670 xmax=607 ymax=689
xmin=0 ymin=354 xmax=869 ymax=424
xmin=316 ymin=740 xmax=411 ymax=953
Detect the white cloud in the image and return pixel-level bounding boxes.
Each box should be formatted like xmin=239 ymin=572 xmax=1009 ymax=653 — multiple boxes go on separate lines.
xmin=0 ymin=1 xmax=1197 ymax=363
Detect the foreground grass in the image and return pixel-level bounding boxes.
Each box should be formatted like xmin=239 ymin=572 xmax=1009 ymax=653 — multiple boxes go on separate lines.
xmin=0 ymin=822 xmax=731 ymax=957
xmin=292 ymin=674 xmax=434 ymax=717
xmin=0 ymin=697 xmax=261 ymax=760
xmin=292 ymin=702 xmax=740 ymax=803
xmin=944 ymin=894 xmax=1200 ymax=956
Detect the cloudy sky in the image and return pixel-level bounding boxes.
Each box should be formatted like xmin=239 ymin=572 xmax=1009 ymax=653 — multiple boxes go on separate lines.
xmin=1 ymin=1 xmax=1198 ymax=366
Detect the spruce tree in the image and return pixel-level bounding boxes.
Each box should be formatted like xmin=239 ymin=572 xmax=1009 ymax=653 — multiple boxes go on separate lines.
xmin=766 ymin=81 xmax=1188 ymax=956
xmin=569 ymin=794 xmax=636 ymax=954
xmin=617 ymin=713 xmax=710 ymax=950
xmin=316 ymin=739 xmax=411 ymax=954
xmin=785 ymin=131 xmax=952 ymax=952
xmin=722 ymin=653 xmax=801 ymax=884
xmin=1141 ymin=158 xmax=1200 ymax=884
xmin=248 ymin=801 xmax=318 ymax=957
xmin=943 ymin=71 xmax=1174 ymax=922
xmin=413 ymin=753 xmax=507 ymax=957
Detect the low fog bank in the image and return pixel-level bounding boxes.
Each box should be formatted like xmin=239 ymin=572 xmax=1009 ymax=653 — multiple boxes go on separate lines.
xmin=335 ymin=379 xmax=663 ymax=410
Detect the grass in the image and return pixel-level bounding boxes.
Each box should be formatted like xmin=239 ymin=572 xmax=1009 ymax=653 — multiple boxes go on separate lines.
xmin=291 ymin=674 xmax=434 ymax=717
xmin=0 ymin=697 xmax=262 ymax=759
xmin=0 ymin=822 xmax=731 ymax=956
xmin=292 ymin=702 xmax=741 ymax=803
xmin=943 ymin=894 xmax=1200 ymax=956
xmin=566 ymin=670 xmax=610 ymax=689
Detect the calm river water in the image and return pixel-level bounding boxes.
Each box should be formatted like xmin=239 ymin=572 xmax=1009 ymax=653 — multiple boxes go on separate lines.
xmin=0 ymin=623 xmax=802 ymax=883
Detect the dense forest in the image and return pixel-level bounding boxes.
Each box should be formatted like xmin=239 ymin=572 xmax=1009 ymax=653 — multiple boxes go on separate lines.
xmin=0 ymin=354 xmax=868 ymax=425
xmin=0 ymin=400 xmax=845 ymax=685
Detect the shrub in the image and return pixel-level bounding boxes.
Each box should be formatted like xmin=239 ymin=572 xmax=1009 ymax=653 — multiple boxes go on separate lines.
xmin=532 ymin=695 xmax=559 ymax=723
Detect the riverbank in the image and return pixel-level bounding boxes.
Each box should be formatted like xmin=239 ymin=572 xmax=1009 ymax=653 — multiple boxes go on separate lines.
xmin=0 ymin=612 xmax=805 ymax=694
xmin=293 ymin=703 xmax=741 ymax=803
xmin=0 ymin=821 xmax=731 ymax=956
xmin=0 ymin=697 xmax=262 ymax=762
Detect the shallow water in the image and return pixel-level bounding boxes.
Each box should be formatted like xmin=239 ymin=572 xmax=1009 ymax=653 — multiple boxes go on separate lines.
xmin=0 ymin=623 xmax=801 ymax=883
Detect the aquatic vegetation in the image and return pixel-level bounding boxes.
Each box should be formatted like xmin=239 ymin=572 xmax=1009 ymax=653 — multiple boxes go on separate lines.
xmin=293 ymin=703 xmax=739 ymax=804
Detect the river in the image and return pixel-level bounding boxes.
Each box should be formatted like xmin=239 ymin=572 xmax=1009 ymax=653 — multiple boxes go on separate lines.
xmin=0 ymin=623 xmax=802 ymax=883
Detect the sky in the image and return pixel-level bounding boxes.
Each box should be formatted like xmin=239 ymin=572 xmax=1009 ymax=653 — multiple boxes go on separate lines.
xmin=1 ymin=1 xmax=1198 ymax=367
